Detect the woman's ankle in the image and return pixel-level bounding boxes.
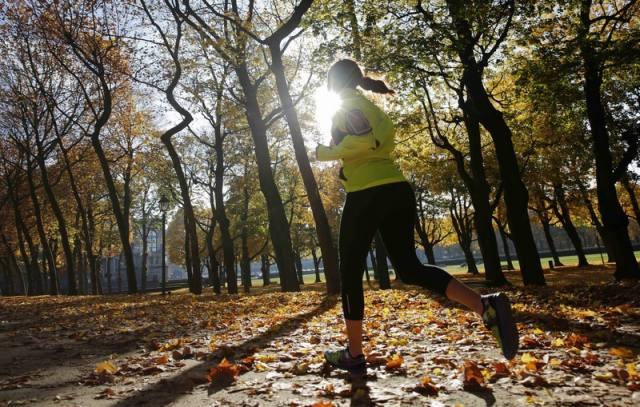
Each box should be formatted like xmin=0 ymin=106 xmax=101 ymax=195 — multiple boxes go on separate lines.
xmin=347 ymin=346 xmax=363 ymax=358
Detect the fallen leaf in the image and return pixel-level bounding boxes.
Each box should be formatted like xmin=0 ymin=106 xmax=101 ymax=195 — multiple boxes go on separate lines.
xmin=463 ymin=361 xmax=484 ymax=390
xmin=95 ymin=361 xmax=118 ymax=375
xmin=609 ymin=347 xmax=635 ymax=359
xmin=414 ymin=375 xmax=438 ymax=396
xmin=385 ymin=354 xmax=404 ymax=370
xmin=207 ymin=358 xmax=240 ymax=388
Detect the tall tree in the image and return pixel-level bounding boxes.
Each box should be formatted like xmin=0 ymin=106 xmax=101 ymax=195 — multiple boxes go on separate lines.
xmin=576 ymin=0 xmax=640 ymax=279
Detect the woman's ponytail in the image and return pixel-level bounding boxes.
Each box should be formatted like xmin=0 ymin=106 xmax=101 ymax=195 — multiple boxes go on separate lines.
xmin=359 ymin=76 xmax=395 ymax=95
xmin=328 ymin=59 xmax=395 ymax=95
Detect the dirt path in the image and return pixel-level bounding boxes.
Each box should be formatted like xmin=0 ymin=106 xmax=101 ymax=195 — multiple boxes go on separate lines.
xmin=1 ymin=267 xmax=639 ymax=406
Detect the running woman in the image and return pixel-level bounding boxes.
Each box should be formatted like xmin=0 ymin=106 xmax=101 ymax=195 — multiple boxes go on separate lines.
xmin=317 ymin=59 xmax=519 ymax=374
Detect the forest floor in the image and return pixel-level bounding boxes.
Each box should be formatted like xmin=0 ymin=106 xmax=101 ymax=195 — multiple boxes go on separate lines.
xmin=1 ymin=264 xmax=639 ymax=406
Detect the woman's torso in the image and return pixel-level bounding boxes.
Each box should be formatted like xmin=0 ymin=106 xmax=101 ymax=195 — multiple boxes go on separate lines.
xmin=332 ymin=88 xmax=406 ymax=192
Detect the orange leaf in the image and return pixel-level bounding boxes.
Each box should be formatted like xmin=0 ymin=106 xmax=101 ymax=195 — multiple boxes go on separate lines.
xmin=414 ymin=375 xmax=438 ymax=396
xmin=95 ymin=361 xmax=118 ymax=375
xmin=566 ymin=333 xmax=589 ymax=348
xmin=490 ymin=362 xmax=511 ymax=382
xmin=463 ymin=361 xmax=484 ymax=390
xmin=609 ymin=347 xmax=635 ymax=359
xmin=207 ymin=358 xmax=240 ymax=387
xmin=385 ymin=354 xmax=404 ymax=370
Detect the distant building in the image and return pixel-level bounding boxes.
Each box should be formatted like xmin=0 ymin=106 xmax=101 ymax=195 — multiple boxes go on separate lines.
xmin=100 ymin=228 xmax=187 ymax=293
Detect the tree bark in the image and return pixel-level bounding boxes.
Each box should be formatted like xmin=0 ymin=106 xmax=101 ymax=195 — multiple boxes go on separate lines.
xmin=12 ymin=195 xmax=40 ymax=295
xmin=23 ymin=164 xmax=50 ymax=295
xmin=449 ymin=194 xmax=478 ymax=275
xmin=496 ymin=221 xmax=515 ymax=271
xmin=536 ymin=209 xmax=564 ymax=267
xmin=415 ymin=222 xmax=437 ymax=265
xmin=552 ymin=184 xmax=589 ymax=267
xmin=462 ymin=102 xmax=505 ymax=283
xmin=446 ymin=0 xmax=544 ymax=285
xmin=1 ymin=234 xmax=19 ymax=295
xmin=374 ymin=232 xmax=391 ymax=289
xmin=240 ymin=229 xmax=252 ymax=293
xmin=622 ymin=176 xmax=640 ymax=223
xmin=141 ymin=222 xmax=148 ymax=293
xmin=106 ymin=256 xmax=112 ymax=294
xmin=311 ymin=247 xmax=322 ymax=283
xmin=205 ymin=220 xmax=221 ymax=294
xmin=295 ymin=250 xmax=305 ymax=285
xmin=268 ymin=45 xmax=340 ymax=295
xmin=578 ymin=0 xmax=639 ymax=279
xmin=235 ymin=64 xmax=299 ymax=292
xmin=261 ymin=254 xmax=271 ymax=286
xmin=578 ymin=180 xmax=615 ymax=262
xmin=184 ymin=223 xmax=193 ymax=286
xmin=211 ymin=137 xmax=237 ymax=294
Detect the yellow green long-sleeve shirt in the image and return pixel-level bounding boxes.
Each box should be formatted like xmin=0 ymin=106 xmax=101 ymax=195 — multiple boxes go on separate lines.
xmin=316 ymin=88 xmax=406 ymax=192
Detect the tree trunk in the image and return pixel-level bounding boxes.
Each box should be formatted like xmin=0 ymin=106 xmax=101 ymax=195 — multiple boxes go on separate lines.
xmin=56 ymin=132 xmax=97 ymax=295
xmin=117 ymin=252 xmax=124 ymax=293
xmin=91 ymin=135 xmax=137 ymax=293
xmin=73 ymin=238 xmax=84 ymax=295
xmin=209 ymin=144 xmax=237 ymax=295
xmin=369 ymin=247 xmax=378 ymax=278
xmin=23 ymin=165 xmax=50 ymax=295
xmin=268 ymin=45 xmax=340 ymax=295
xmin=240 ymin=172 xmax=252 ymax=293
xmin=163 ymin=139 xmax=201 ymax=294
xmin=537 ymin=211 xmax=564 ymax=267
xmin=184 ymin=224 xmax=193 ymax=286
xmin=1 ymin=235 xmax=19 ymax=295
xmin=462 ymin=102 xmax=506 ymax=284
xmin=206 ymin=221 xmax=221 ymax=294
xmin=234 ymin=64 xmax=299 ymax=292
xmin=141 ymin=222 xmax=148 ymax=293
xmin=241 ymin=235 xmax=252 ymax=293
xmin=446 ymin=0 xmax=544 ymax=285
xmin=19 ymin=211 xmax=41 ymax=295
xmin=463 ymin=68 xmax=543 ymax=284
xmin=33 ymin=141 xmax=74 ymax=295
xmin=449 ymin=200 xmax=478 ymax=275
xmin=578 ymin=181 xmax=615 ymax=262
xmin=578 ymin=0 xmax=639 ymax=279
xmin=552 ymin=184 xmax=589 ymax=267
xmin=295 ymin=250 xmax=305 ymax=285
xmin=497 ymin=223 xmax=515 ymax=271
xmin=261 ymin=254 xmax=271 ymax=286
xmin=415 ymin=222 xmax=437 ymax=265
xmin=462 ymin=244 xmax=479 ymax=274
xmin=311 ymin=247 xmax=322 ymax=283
xmin=622 ymin=176 xmax=640 ymax=223
xmin=106 ymin=256 xmax=112 ymax=294
xmin=374 ymin=233 xmax=391 ymax=289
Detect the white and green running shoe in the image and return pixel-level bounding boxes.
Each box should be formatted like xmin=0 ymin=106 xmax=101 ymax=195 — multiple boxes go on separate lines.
xmin=481 ymin=293 xmax=519 ymax=360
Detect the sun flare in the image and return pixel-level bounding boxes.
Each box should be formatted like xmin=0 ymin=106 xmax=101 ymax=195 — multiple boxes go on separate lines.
xmin=314 ymin=88 xmax=342 ymax=144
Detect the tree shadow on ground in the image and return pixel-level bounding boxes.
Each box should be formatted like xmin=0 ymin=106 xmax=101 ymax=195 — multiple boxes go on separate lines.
xmin=112 ymin=295 xmax=339 ymax=407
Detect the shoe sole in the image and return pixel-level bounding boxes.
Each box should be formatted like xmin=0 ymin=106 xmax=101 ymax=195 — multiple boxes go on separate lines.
xmin=491 ymin=293 xmax=519 ymax=360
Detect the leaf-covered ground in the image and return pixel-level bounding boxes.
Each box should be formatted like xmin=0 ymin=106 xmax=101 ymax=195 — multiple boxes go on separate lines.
xmin=1 ymin=265 xmax=639 ymax=406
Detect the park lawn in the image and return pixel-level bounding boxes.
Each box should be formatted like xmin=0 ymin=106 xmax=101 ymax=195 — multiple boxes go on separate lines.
xmin=250 ymin=250 xmax=640 ymax=288
xmin=1 ymin=264 xmax=639 ymax=406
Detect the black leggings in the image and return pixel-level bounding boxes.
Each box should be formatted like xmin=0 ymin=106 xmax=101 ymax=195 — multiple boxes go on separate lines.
xmin=339 ymin=182 xmax=453 ymax=320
